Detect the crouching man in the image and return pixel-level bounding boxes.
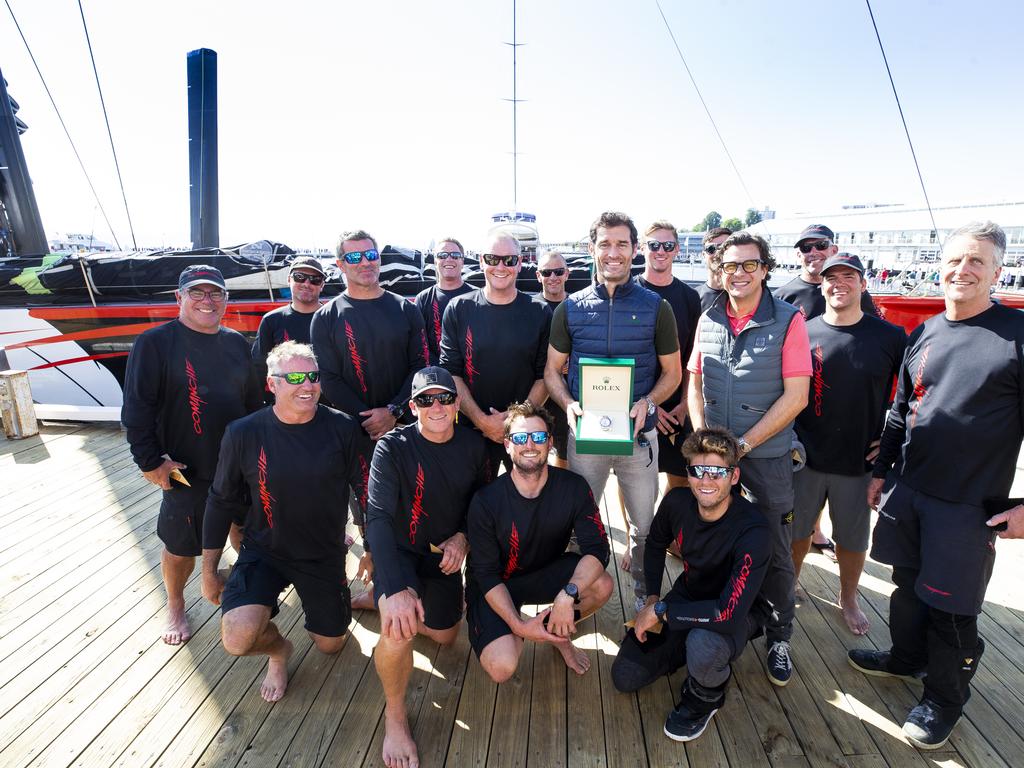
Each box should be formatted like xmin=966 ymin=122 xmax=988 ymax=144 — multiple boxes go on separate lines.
xmin=612 ymin=428 xmax=771 ymax=742
xmin=466 ymin=402 xmax=614 ymax=681
xmin=201 ymin=341 xmax=366 ymax=701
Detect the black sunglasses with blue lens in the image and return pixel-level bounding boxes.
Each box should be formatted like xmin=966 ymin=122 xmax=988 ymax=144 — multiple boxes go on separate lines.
xmin=342 ymin=249 xmax=380 ymax=264
xmin=508 ymin=430 xmax=549 ymax=445
xmin=685 ymin=464 xmax=733 ymax=480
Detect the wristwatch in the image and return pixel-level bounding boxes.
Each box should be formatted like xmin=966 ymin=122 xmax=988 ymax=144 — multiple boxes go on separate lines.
xmin=387 ymin=403 xmax=405 ymax=421
xmin=563 ymin=582 xmax=581 ymax=603
xmin=653 ymin=600 xmax=668 ymax=623
xmin=644 ymin=395 xmax=657 ymax=416
xmin=738 ymin=437 xmax=752 ymax=456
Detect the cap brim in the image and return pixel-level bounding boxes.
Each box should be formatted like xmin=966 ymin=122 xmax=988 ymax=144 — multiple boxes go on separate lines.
xmin=411 ymin=384 xmax=457 ymax=398
xmin=290 ymin=265 xmax=326 ymax=276
xmin=179 ymin=278 xmax=227 ymax=291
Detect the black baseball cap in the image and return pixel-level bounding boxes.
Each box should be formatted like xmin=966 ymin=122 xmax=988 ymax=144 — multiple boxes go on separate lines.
xmin=821 ymin=253 xmax=866 ymax=276
xmin=289 ymin=256 xmax=326 ymax=276
xmin=178 ymin=264 xmax=226 ymax=291
xmin=795 ymin=224 xmax=835 ymax=247
xmin=410 ymin=366 xmax=457 ymax=398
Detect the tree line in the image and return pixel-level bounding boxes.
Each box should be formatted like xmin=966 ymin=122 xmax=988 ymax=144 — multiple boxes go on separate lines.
xmin=690 ymin=209 xmax=762 ymax=232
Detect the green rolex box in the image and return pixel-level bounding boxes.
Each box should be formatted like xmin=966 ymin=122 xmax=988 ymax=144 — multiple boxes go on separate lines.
xmin=575 ymin=357 xmax=635 ymax=456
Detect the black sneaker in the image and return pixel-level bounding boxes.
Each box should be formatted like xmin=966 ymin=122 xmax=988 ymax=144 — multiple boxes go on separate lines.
xmin=903 ymin=699 xmax=961 ymax=750
xmin=848 ymin=649 xmax=925 ymax=682
xmin=664 ymin=704 xmax=718 ymax=742
xmin=766 ymin=640 xmax=792 ymax=686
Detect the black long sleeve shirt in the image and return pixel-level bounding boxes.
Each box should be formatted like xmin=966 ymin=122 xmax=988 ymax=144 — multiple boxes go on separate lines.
xmin=310 ymin=291 xmax=428 ymax=422
xmin=122 ymin=319 xmax=262 ymax=481
xmin=638 ymin=276 xmax=701 ymax=414
xmin=439 ymin=290 xmax=550 ymax=416
xmin=203 ymin=405 xmax=365 ymax=561
xmin=796 ymin=315 xmax=906 ymax=475
xmin=466 ymin=468 xmax=610 ymax=596
xmin=365 ymin=423 xmax=489 ymax=598
xmin=873 ymin=303 xmax=1024 ymax=505
xmin=645 ymin=488 xmax=771 ymax=650
xmin=251 ymin=304 xmax=318 ymax=404
xmin=415 ymin=284 xmax=475 ymax=365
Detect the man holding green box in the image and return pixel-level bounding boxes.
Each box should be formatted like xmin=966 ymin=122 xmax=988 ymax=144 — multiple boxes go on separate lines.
xmin=545 ymin=211 xmax=681 ymax=611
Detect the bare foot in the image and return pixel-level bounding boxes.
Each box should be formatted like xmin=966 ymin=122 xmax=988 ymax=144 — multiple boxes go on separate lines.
xmin=261 ymin=638 xmax=293 ymax=702
xmin=382 ymin=712 xmax=419 ymax=768
xmin=162 ymin=605 xmax=192 ymax=645
xmin=840 ymin=596 xmax=870 ymax=635
xmin=351 ymin=586 xmax=376 ymax=612
xmin=554 ymin=640 xmax=591 ymax=675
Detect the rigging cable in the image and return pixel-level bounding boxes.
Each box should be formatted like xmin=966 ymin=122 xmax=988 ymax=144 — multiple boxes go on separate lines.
xmin=864 ymin=0 xmax=941 ymax=250
xmin=2 ymin=0 xmax=122 ymax=249
xmin=78 ymin=0 xmax=136 ymax=250
xmin=654 ymin=0 xmax=764 ymax=231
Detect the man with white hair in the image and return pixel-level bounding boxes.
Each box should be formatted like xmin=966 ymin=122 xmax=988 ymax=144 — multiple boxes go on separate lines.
xmin=202 ymin=341 xmax=366 ymax=703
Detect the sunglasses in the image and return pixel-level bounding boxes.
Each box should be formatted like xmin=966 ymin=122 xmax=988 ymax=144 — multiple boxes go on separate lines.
xmin=481 ymin=253 xmax=520 ymax=267
xmin=539 ymin=268 xmax=566 ymax=277
xmin=721 ymin=259 xmax=763 ymax=275
xmin=342 ymin=249 xmax=380 ymax=264
xmin=186 ymin=287 xmax=226 ymax=302
xmin=413 ymin=391 xmax=457 ymax=408
xmin=798 ymin=240 xmax=832 ymax=254
xmin=508 ymin=430 xmax=549 ymax=445
xmin=647 ymin=240 xmax=677 ymax=253
xmin=686 ymin=464 xmax=733 ymax=480
xmin=435 ymin=251 xmax=463 ymax=260
xmin=270 ymin=371 xmax=320 ymax=385
xmin=704 ymin=243 xmax=722 ymax=255
xmin=291 ymin=272 xmax=325 ymax=285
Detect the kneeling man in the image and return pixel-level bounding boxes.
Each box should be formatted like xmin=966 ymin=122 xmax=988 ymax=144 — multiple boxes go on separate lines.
xmin=202 ymin=341 xmax=366 ymax=701
xmin=466 ymin=402 xmax=614 ymax=682
xmin=612 ymin=427 xmax=771 ymax=742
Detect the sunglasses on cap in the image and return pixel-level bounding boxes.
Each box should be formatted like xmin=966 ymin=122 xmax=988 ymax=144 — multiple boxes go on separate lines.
xmin=435 ymin=251 xmax=463 ymax=260
xmin=647 ymin=240 xmax=677 ymax=253
xmin=341 ymin=249 xmax=380 ymax=264
xmin=291 ymin=272 xmax=325 ymax=285
xmin=482 ymin=253 xmax=520 ymax=267
xmin=704 ymin=243 xmax=722 ymax=255
xmin=412 ymin=391 xmax=457 ymax=408
xmin=270 ymin=371 xmax=320 ymax=385
xmin=539 ymin=267 xmax=566 ymax=277
xmin=508 ymin=430 xmax=549 ymax=445
xmin=186 ymin=287 xmax=226 ymax=302
xmin=721 ymin=259 xmax=763 ymax=275
xmin=686 ymin=464 xmax=733 ymax=480
xmin=798 ymin=240 xmax=832 ymax=254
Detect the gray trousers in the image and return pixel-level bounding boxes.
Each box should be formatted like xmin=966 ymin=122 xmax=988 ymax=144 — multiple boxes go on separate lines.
xmin=738 ymin=453 xmax=796 ymax=643
xmin=568 ymin=429 xmax=659 ymax=599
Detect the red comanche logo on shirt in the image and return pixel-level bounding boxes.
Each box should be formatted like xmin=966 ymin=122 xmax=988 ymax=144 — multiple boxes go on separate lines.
xmin=908 ymin=342 xmax=931 ymax=429
xmin=812 ymin=343 xmax=828 ymax=417
xmin=420 ymin=329 xmax=430 ymax=368
xmin=257 ymin=446 xmax=276 ymax=528
xmin=586 ymin=489 xmax=607 ymax=542
xmin=409 ymin=463 xmax=428 ymax=543
xmin=502 ymin=522 xmax=520 ymax=580
xmin=718 ymin=553 xmax=753 ymax=622
xmin=344 ymin=321 xmax=367 ymax=393
xmin=464 ymin=327 xmax=478 ymax=386
xmin=184 ymin=358 xmax=204 ymax=435
xmin=432 ymin=299 xmax=443 ymax=351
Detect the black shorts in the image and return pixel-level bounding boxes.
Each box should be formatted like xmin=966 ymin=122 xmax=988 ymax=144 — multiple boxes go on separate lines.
xmin=376 ymin=548 xmax=464 ymax=631
xmin=656 ymin=421 xmax=692 ymax=477
xmin=221 ymin=546 xmax=352 ymax=637
xmin=871 ymin=478 xmax=998 ymax=616
xmin=466 ymin=552 xmax=580 ymax=657
xmin=157 ymin=481 xmax=211 ymax=557
xmin=482 ymin=439 xmax=512 ymax=480
xmin=547 ymin=401 xmax=570 ymax=459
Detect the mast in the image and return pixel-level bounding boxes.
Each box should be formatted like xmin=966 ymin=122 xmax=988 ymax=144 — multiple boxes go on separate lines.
xmin=187 ymin=49 xmax=219 ymax=249
xmin=0 ymin=70 xmax=48 ymax=258
xmin=504 ymin=1 xmax=523 ymax=212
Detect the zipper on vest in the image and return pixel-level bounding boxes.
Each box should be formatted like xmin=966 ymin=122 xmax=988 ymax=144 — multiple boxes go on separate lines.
xmin=606 ymin=293 xmax=614 ymax=357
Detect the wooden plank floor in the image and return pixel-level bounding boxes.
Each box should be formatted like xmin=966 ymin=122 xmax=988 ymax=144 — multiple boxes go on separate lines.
xmin=2 ymin=423 xmax=1024 ymax=767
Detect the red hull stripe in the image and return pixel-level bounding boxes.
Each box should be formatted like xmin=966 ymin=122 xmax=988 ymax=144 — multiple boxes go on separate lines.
xmin=29 ymin=351 xmax=130 ymax=370
xmin=4 ymin=321 xmax=165 ymax=350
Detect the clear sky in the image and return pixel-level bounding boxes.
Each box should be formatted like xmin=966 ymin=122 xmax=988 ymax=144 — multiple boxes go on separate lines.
xmin=2 ymin=0 xmax=1022 ymax=252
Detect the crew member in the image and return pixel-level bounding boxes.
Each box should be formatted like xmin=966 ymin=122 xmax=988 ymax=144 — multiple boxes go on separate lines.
xmin=695 ymin=227 xmax=731 ymax=311
xmin=790 ymin=254 xmax=905 ymax=635
xmin=122 ymin=265 xmax=262 ymax=645
xmin=252 ymin=256 xmax=327 ymax=403
xmin=201 ymin=342 xmax=365 ymax=702
xmin=849 ymin=222 xmax=1024 ymax=750
xmin=465 ymin=402 xmax=613 ymax=682
xmin=415 ymin=237 xmax=474 ymax=365
xmin=688 ymin=231 xmax=811 ymax=686
xmin=534 ymin=248 xmax=571 ymax=467
xmin=545 ymin=211 xmax=680 ymax=611
xmin=440 ymin=234 xmax=550 ymax=474
xmin=612 ymin=428 xmax=770 ymax=743
xmin=638 ymin=220 xmax=702 ymax=488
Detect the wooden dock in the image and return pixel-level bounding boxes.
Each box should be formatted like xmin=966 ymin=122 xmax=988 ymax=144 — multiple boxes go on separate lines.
xmin=2 ymin=422 xmax=1023 ymax=767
